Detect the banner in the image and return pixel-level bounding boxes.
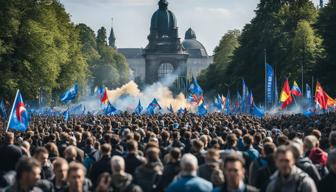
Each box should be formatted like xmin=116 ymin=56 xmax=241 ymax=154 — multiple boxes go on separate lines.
xmin=266 ymin=64 xmax=274 ymax=105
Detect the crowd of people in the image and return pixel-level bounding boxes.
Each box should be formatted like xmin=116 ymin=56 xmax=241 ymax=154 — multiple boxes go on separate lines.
xmin=0 ymin=112 xmax=336 ymax=192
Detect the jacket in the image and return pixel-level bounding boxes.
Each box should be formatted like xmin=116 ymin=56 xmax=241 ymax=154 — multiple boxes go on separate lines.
xmin=266 ymin=166 xmax=317 ymax=192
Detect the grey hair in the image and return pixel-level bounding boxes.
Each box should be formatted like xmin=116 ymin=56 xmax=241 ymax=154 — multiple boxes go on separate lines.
xmin=111 ymin=155 xmax=125 ymax=173
xmin=180 ymin=153 xmax=198 ymax=176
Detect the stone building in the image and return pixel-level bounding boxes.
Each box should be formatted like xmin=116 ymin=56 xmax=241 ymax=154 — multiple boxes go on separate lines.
xmin=118 ymin=0 xmax=212 ymax=91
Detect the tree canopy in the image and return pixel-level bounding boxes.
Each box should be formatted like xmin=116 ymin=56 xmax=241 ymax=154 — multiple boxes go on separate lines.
xmin=0 ymin=0 xmax=130 ymax=104
xmin=200 ymin=0 xmax=329 ymax=102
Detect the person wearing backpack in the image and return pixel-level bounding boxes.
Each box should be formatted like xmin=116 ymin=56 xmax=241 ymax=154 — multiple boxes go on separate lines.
xmin=266 ymin=145 xmax=317 ymax=192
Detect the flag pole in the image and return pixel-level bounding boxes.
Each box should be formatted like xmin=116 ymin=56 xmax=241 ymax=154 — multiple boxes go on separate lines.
xmin=6 ymin=89 xmax=19 ymax=132
xmin=264 ymin=49 xmax=267 ymax=111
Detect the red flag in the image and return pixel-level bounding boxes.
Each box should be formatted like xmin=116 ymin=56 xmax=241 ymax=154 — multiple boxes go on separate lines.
xmin=100 ymin=88 xmax=108 ymax=104
xmin=280 ymin=79 xmax=292 ymax=109
xmin=315 ymin=82 xmax=336 ymax=110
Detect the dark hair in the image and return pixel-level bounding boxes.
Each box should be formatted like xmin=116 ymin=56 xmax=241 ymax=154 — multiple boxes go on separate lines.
xmin=274 ymin=145 xmax=293 ymax=159
xmin=101 ymin=143 xmax=111 ymax=155
xmin=127 ymin=140 xmax=138 ymax=151
xmin=16 ymin=157 xmax=41 ymax=180
xmin=5 ymin=132 xmax=14 ymax=144
xmin=329 ymin=131 xmax=336 ymax=147
xmin=169 ymin=148 xmax=181 ymax=160
xmin=243 ymin=134 xmax=253 ymax=146
xmin=223 ymin=153 xmax=245 ymax=167
xmin=34 ymin=147 xmax=49 ymax=157
xmin=263 ymin=142 xmax=276 ymax=156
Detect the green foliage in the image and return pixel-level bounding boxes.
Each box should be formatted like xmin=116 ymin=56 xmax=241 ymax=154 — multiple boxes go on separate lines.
xmin=0 ymin=0 xmax=88 ymax=103
xmin=200 ymin=0 xmax=325 ymax=102
xmin=77 ymin=25 xmax=129 ymax=89
xmin=316 ymin=2 xmax=336 ymax=95
xmin=198 ymin=30 xmax=240 ymax=94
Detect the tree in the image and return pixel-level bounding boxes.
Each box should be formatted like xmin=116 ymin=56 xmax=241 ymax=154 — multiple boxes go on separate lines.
xmin=97 ymin=27 xmax=107 ymax=47
xmin=216 ymin=0 xmax=321 ymax=102
xmin=316 ymin=1 xmax=336 ymax=94
xmin=77 ymin=25 xmax=130 ymax=89
xmin=0 ymin=0 xmax=88 ymax=103
xmin=198 ymin=30 xmax=240 ymax=94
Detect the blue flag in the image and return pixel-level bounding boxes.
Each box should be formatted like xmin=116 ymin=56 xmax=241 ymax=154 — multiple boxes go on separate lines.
xmin=226 ymin=92 xmax=231 ymax=114
xmin=252 ymin=104 xmax=265 ymax=118
xmin=69 ymin=104 xmax=85 ymax=115
xmin=63 ymin=110 xmax=69 ymax=121
xmin=147 ymin=99 xmax=162 ymax=115
xmin=188 ymin=77 xmax=203 ymax=104
xmin=266 ymin=64 xmax=274 ymax=105
xmin=214 ymin=94 xmax=223 ymax=111
xmin=198 ymin=102 xmax=207 ymax=116
xmin=189 ymin=77 xmax=203 ymax=95
xmin=177 ymin=108 xmax=187 ymax=116
xmin=8 ymin=90 xmax=29 ymax=132
xmin=248 ymin=91 xmax=254 ymax=113
xmin=0 ymin=99 xmax=7 ymax=119
xmin=105 ymin=102 xmax=117 ymax=115
xmin=60 ymin=84 xmax=78 ymax=103
xmin=303 ymin=108 xmax=314 ymax=117
xmin=167 ymin=104 xmax=174 ymax=113
xmin=135 ymin=100 xmax=143 ymax=115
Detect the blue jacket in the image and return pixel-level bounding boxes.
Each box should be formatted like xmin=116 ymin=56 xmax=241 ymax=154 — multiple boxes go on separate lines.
xmin=165 ymin=175 xmax=213 ymax=192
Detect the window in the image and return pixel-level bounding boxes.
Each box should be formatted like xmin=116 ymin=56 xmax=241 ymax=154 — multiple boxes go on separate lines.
xmin=158 ymin=63 xmax=174 ymax=79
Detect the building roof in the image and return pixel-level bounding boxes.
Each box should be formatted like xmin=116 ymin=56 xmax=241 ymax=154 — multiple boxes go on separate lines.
xmin=182 ymin=28 xmax=208 ymax=58
xmin=117 ymin=48 xmax=144 ymax=59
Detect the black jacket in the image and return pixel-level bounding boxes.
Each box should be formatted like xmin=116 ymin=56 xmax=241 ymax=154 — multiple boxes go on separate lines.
xmin=156 ymin=161 xmax=180 ymax=191
xmin=296 ymin=157 xmax=321 ymax=184
xmin=0 ymin=144 xmax=22 ymax=174
xmin=124 ymin=153 xmax=145 ymax=176
xmin=318 ymin=171 xmax=336 ymax=192
xmin=89 ymin=155 xmax=111 ymax=187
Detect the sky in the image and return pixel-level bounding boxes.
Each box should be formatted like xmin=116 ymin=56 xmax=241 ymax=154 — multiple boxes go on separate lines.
xmin=60 ymin=0 xmax=323 ymax=55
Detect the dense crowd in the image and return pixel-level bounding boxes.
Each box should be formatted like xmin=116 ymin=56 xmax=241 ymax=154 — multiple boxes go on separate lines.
xmin=0 ymin=112 xmax=336 ymax=192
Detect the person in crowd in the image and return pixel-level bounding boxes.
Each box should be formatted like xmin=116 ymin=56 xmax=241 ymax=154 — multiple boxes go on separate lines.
xmin=4 ymin=157 xmax=42 ymax=192
xmin=124 ymin=140 xmax=145 ymax=176
xmin=290 ymin=139 xmax=321 ymax=184
xmin=198 ymin=148 xmax=220 ymax=182
xmin=156 ymin=148 xmax=181 ymax=191
xmin=134 ymin=146 xmax=163 ymax=192
xmin=89 ymin=143 xmax=112 ymax=187
xmin=253 ymin=142 xmax=277 ymax=192
xmin=65 ymin=162 xmax=92 ymax=192
xmin=166 ymin=153 xmax=213 ymax=192
xmin=52 ymin=157 xmax=69 ymax=192
xmin=110 ymin=155 xmax=142 ymax=192
xmin=33 ymin=147 xmax=54 ymax=180
xmin=266 ymin=145 xmax=317 ymax=192
xmin=329 ymin=131 xmax=336 ymax=151
xmin=318 ymin=149 xmax=336 ymax=191
xmin=0 ymin=132 xmax=22 ymax=174
xmin=213 ymin=153 xmax=258 ymax=192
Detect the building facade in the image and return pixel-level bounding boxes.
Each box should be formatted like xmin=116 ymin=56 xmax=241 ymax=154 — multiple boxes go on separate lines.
xmin=118 ymin=0 xmax=212 ymax=91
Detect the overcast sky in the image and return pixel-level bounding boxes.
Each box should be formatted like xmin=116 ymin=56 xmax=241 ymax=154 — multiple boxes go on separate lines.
xmin=60 ymin=0 xmax=322 ymax=55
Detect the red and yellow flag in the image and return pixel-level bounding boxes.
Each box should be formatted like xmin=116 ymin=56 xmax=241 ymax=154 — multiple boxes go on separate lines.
xmin=315 ymin=82 xmax=336 ymax=109
xmin=280 ymin=79 xmax=293 ymax=109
